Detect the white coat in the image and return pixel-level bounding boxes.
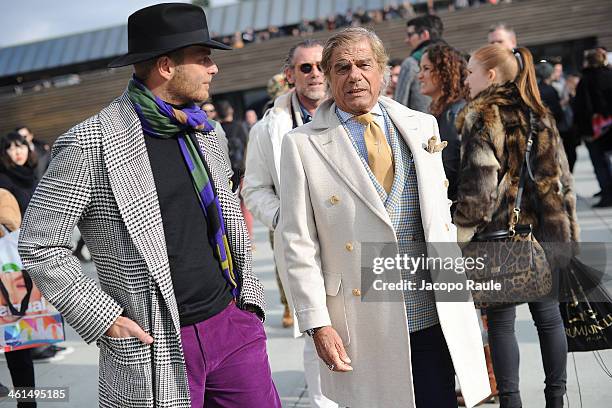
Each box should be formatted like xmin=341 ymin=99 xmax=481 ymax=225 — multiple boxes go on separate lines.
xmin=279 ymin=96 xmax=491 ymax=408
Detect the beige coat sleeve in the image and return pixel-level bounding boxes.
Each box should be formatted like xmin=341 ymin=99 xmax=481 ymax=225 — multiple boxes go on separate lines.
xmin=242 ymin=120 xmax=280 ymax=230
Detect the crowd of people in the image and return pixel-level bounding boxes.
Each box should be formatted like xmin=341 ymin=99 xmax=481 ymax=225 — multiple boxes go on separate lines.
xmin=212 ymin=0 xmax=512 ymax=49
xmin=238 ymin=13 xmax=595 ymax=407
xmin=1 ymin=2 xmax=611 ymax=408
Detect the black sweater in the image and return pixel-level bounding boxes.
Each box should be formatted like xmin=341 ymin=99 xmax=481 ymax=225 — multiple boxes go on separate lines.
xmin=144 ymin=134 xmax=233 ymax=327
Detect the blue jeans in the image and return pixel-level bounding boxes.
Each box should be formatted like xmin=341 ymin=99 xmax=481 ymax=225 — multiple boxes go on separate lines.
xmin=486 ymin=302 xmax=567 ymax=408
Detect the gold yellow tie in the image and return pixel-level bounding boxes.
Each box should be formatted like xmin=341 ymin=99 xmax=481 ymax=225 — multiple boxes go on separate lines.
xmin=354 ymin=113 xmax=394 ymax=193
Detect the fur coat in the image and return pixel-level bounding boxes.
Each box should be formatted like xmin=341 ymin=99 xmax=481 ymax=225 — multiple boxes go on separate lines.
xmin=453 ymin=83 xmax=579 ymax=245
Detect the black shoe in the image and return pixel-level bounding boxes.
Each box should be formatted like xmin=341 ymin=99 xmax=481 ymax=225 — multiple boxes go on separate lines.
xmin=545 ymin=395 xmax=564 ymax=408
xmin=593 ymin=195 xmax=612 ymax=208
xmin=48 ymin=344 xmax=74 ymax=356
xmin=0 ymin=382 xmax=9 ymax=397
xmin=31 ymin=345 xmax=57 ymax=360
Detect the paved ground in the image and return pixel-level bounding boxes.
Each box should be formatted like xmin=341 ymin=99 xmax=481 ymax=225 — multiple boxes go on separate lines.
xmin=1 ymin=145 xmax=611 ymax=407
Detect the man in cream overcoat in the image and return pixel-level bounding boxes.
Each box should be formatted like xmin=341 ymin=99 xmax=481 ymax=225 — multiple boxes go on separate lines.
xmin=243 ymin=40 xmax=338 ymax=408
xmin=279 ymin=27 xmax=491 ymax=408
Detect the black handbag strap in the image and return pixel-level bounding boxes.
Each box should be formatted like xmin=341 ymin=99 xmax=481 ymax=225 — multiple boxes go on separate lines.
xmin=0 ymin=270 xmax=33 ymax=316
xmin=473 ymin=224 xmax=532 ymax=241
xmin=510 ymin=111 xmax=537 ymax=234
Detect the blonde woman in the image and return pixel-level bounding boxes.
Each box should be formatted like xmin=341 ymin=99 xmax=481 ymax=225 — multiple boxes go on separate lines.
xmin=454 ymin=44 xmax=579 ymax=408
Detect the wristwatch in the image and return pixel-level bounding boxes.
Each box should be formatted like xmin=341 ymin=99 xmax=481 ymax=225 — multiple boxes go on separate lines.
xmin=305 ymin=327 xmax=323 ymax=337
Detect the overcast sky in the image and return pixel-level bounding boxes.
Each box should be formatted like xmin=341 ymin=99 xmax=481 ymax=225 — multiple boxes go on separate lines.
xmin=0 ymin=0 xmax=236 ymax=48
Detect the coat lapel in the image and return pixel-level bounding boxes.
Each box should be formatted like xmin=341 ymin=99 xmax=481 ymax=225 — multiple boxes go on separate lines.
xmin=99 ymin=91 xmax=181 ymax=336
xmin=309 ymin=100 xmax=392 ymax=229
xmin=380 ymin=97 xmax=436 ymax=236
xmin=269 ymin=92 xmax=296 ymax=185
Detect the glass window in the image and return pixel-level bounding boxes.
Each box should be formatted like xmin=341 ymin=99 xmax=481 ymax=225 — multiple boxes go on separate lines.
xmin=302 ymin=0 xmax=317 ymax=20
xmin=46 ymin=38 xmax=66 ymax=68
xmin=319 ymin=0 xmax=333 ymax=18
xmin=32 ymin=40 xmax=53 ymax=71
xmin=254 ymin=0 xmax=271 ymax=31
xmin=59 ymin=35 xmax=80 ymax=66
xmin=285 ymin=0 xmax=301 ymax=25
xmin=269 ymin=0 xmax=285 ymax=27
xmin=74 ymin=32 xmax=94 ymax=63
xmin=366 ymin=0 xmax=384 ymax=10
xmin=18 ymin=43 xmax=38 ymax=74
xmin=5 ymin=45 xmax=26 ymax=76
xmin=0 ymin=47 xmax=15 ymax=76
xmin=89 ymin=29 xmax=109 ymax=61
xmin=222 ymin=4 xmax=240 ymax=36
xmin=117 ymin=26 xmax=128 ymax=55
xmin=238 ymin=0 xmax=256 ymax=31
xmin=352 ymin=0 xmax=367 ymax=10
xmin=103 ymin=26 xmax=125 ymax=58
xmin=208 ymin=6 xmax=225 ymax=35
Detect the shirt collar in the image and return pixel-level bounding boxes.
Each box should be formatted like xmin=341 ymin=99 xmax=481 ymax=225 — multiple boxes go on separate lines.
xmin=298 ymin=100 xmax=313 ymax=124
xmin=336 ymin=102 xmax=383 ymax=124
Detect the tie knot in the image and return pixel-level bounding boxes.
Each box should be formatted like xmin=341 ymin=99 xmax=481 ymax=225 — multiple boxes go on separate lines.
xmin=353 ymin=113 xmax=376 ymax=125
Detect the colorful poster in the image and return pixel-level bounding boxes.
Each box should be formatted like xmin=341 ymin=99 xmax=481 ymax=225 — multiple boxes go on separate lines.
xmin=0 ymin=229 xmax=65 ymax=351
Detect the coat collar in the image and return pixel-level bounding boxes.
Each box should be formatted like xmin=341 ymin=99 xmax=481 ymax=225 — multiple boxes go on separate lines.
xmin=308 ymin=96 xmax=436 ymax=234
xmin=98 ymin=90 xmax=181 ymax=335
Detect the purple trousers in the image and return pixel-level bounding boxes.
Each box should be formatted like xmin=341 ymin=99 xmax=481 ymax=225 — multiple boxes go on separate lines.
xmin=180 ymin=302 xmax=281 ymax=408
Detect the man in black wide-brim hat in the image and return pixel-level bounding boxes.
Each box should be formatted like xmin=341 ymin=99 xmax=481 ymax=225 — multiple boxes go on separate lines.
xmin=18 ymin=3 xmax=280 ymax=407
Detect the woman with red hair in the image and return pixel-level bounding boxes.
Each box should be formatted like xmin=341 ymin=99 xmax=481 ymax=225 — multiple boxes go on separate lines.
xmin=417 ymin=43 xmax=469 ymax=205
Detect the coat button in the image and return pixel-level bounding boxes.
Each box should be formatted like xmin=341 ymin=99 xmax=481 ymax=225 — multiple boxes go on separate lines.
xmin=443 ymin=179 xmax=449 ymax=188
xmin=352 ymin=289 xmax=361 ymax=296
xmin=330 ymin=195 xmax=340 ymax=205
xmin=345 ymin=242 xmax=354 ymax=251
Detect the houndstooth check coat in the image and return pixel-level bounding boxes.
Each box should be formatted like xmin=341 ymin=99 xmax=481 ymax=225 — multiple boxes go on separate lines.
xmin=18 ymin=91 xmax=265 ymax=407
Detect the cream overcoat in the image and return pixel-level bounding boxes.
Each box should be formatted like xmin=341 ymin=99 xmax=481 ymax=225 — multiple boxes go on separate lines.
xmin=279 ymin=96 xmax=490 ymax=408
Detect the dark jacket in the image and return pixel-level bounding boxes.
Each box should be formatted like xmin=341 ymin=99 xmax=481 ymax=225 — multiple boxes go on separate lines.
xmin=436 ymin=99 xmax=465 ymax=203
xmin=454 ymin=83 xmax=579 ymax=245
xmin=220 ymin=120 xmax=249 ymax=188
xmin=573 ymin=66 xmax=612 ymax=137
xmin=394 ymin=40 xmax=433 ymax=112
xmin=0 ymin=163 xmax=38 ymax=216
xmin=32 ymin=139 xmax=51 ymax=180
xmin=538 ymin=81 xmax=564 ymax=126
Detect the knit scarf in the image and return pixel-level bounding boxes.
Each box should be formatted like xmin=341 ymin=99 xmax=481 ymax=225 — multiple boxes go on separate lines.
xmin=411 ymin=40 xmax=432 ymax=63
xmin=127 ymin=76 xmax=239 ymax=298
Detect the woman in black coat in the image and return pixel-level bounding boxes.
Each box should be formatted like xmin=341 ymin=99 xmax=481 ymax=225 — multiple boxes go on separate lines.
xmin=0 ymin=131 xmax=39 ymax=408
xmin=573 ymin=49 xmax=612 ymax=207
xmin=0 ymin=132 xmax=38 ymax=216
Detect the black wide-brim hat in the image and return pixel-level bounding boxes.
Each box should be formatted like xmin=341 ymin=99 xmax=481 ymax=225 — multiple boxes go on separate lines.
xmin=108 ymin=2 xmax=231 ymax=68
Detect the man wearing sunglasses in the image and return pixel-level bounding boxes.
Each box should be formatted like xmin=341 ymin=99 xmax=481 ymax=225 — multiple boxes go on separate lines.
xmin=243 ymin=39 xmax=338 ymax=408
xmin=394 ymin=15 xmax=443 ymax=112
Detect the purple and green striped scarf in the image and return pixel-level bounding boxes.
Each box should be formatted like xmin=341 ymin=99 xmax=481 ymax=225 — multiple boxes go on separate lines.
xmin=127 ymin=76 xmax=239 ymax=298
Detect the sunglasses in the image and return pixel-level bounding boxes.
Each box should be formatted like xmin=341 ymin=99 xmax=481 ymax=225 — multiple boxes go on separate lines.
xmin=203 ymin=108 xmax=216 ymax=113
xmin=296 ymin=63 xmax=322 ymax=74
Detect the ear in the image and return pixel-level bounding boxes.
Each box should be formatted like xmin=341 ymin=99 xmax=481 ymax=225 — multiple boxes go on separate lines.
xmin=420 ymin=30 xmax=431 ymax=42
xmin=285 ymin=66 xmax=295 ymax=85
xmin=487 ymin=68 xmax=497 ymax=83
xmin=157 ymin=56 xmax=176 ymax=81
